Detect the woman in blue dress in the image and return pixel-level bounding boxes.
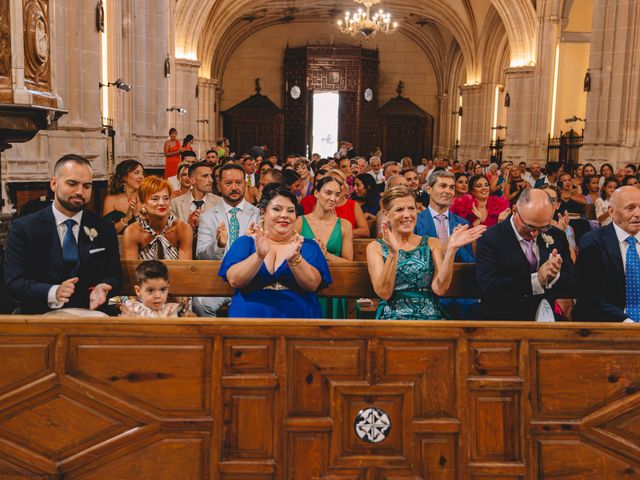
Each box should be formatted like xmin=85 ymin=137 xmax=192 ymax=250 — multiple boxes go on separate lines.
xmin=366 ymin=186 xmax=486 ymax=320
xmin=219 ymin=186 xmax=332 ymax=318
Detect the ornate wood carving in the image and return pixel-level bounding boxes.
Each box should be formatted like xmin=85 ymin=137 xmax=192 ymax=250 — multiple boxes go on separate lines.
xmin=0 ymin=0 xmax=12 ymax=101
xmin=23 ymin=0 xmax=51 ymax=92
xmin=284 ymin=46 xmax=379 ymax=156
xmin=0 ymin=321 xmax=639 ymax=478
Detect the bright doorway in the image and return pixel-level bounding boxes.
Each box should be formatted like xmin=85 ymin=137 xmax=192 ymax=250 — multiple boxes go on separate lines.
xmin=312 ymin=92 xmax=340 ymax=158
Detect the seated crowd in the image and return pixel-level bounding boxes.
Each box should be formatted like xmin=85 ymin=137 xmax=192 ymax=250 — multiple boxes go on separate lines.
xmin=4 ymin=146 xmax=640 ymax=324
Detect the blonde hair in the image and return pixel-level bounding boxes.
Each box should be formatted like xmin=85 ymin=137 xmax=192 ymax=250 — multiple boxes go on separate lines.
xmin=139 ymin=176 xmax=172 ymax=204
xmin=328 ymin=168 xmax=347 ymax=182
xmin=381 ymin=186 xmax=416 ymax=211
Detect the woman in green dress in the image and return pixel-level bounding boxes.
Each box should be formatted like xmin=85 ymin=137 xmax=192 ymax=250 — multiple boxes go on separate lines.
xmin=366 ymin=186 xmax=486 ymax=320
xmin=295 ymin=176 xmax=353 ymax=318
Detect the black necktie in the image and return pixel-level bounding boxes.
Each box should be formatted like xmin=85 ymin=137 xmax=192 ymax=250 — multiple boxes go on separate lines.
xmin=193 ymin=200 xmax=204 ymax=209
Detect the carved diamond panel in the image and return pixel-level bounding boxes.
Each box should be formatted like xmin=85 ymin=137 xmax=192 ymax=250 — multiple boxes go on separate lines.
xmin=0 ymin=387 xmax=140 ymax=462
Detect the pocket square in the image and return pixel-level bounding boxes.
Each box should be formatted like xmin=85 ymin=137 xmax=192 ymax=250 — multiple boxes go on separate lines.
xmin=89 ymin=248 xmax=106 ymax=254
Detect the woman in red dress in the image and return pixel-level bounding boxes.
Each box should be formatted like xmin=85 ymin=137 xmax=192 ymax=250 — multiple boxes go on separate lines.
xmin=163 ymin=128 xmax=182 ymax=179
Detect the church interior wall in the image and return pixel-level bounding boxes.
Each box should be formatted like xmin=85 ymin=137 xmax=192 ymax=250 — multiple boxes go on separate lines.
xmin=220 ymin=21 xmax=438 ymax=125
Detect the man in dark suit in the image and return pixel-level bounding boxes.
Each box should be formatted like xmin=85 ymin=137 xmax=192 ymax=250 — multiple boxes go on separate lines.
xmin=574 ymin=186 xmax=640 ymax=322
xmin=415 ymin=170 xmax=474 ymax=263
xmin=475 ymin=189 xmax=575 ymax=320
xmin=4 ymin=154 xmax=121 ymax=314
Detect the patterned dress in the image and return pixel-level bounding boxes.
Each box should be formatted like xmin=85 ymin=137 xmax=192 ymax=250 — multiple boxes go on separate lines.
xmin=138 ymin=215 xmax=180 ymax=260
xmin=376 ymin=237 xmax=449 ymax=320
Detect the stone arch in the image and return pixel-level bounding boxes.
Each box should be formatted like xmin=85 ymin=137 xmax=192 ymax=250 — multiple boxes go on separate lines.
xmin=489 ymin=0 xmax=536 ymax=66
xmin=479 ymin=6 xmax=510 ymax=84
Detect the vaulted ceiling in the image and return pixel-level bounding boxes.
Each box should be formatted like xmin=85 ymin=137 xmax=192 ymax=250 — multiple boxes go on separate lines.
xmin=174 ymin=0 xmax=539 ymax=86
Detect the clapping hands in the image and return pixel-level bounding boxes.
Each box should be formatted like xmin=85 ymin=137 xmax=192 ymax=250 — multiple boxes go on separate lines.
xmin=216 ymin=223 xmax=228 ymax=248
xmin=447 ymin=224 xmax=487 ymax=250
xmin=382 ymin=222 xmax=400 ymax=255
xmin=254 ymin=225 xmax=271 ymax=259
xmin=538 ymin=248 xmax=562 ymax=288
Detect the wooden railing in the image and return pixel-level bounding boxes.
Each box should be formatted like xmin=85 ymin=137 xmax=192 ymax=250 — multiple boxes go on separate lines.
xmin=121 ymin=260 xmax=480 ymax=299
xmin=0 ymin=318 xmax=637 ymax=479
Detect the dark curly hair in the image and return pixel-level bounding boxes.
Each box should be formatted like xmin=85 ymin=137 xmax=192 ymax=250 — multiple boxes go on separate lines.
xmin=111 ymin=159 xmax=143 ymax=194
xmin=258 ymin=184 xmax=299 ymax=212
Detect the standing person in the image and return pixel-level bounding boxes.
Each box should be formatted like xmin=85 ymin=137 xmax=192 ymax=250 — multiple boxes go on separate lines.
xmin=218 ymin=186 xmax=332 ymax=318
xmin=4 ymin=154 xmax=121 ymax=314
xmin=297 ymin=177 xmax=354 ymax=318
xmin=574 ymin=186 xmax=640 ymax=322
xmin=163 ymin=128 xmax=182 ymax=179
xmin=475 ymin=189 xmax=576 ymax=320
xmin=103 ymin=160 xmax=144 ymax=234
xmin=170 ymin=162 xmax=221 ymax=241
xmin=366 ymin=186 xmax=485 ymax=320
xmin=195 ymin=163 xmax=260 ymax=316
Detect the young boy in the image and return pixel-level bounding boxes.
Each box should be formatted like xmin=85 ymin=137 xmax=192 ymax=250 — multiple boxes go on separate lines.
xmin=121 ymin=260 xmax=180 ymax=317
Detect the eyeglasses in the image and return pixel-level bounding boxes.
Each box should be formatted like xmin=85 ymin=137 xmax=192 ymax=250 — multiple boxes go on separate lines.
xmin=516 ymin=210 xmax=551 ymax=233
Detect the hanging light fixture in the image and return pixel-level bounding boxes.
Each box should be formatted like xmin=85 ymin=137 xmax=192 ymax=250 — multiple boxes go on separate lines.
xmin=337 ymin=0 xmax=398 ymax=38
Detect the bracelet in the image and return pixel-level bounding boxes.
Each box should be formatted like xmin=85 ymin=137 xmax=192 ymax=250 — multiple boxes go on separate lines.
xmin=119 ymin=218 xmax=128 ymax=227
xmin=288 ymin=252 xmax=302 ymax=267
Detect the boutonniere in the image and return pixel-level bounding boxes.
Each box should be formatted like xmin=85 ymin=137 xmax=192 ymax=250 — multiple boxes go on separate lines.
xmin=541 ymin=233 xmax=554 ymax=248
xmin=84 ymin=226 xmax=98 ymax=242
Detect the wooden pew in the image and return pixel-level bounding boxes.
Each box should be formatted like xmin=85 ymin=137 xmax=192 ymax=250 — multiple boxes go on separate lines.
xmin=0 ymin=318 xmax=636 ymax=478
xmin=121 ymin=260 xmax=480 ymax=299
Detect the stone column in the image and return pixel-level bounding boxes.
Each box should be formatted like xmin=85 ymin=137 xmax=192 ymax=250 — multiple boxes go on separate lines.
xmin=457 ymin=83 xmax=495 ymax=162
xmin=173 ymin=59 xmax=200 ymax=157
xmin=433 ymin=93 xmax=456 ymax=159
xmin=582 ymin=0 xmax=640 ymax=166
xmin=122 ymin=0 xmax=170 ymax=168
xmin=197 ymin=77 xmax=218 ymax=150
xmin=502 ymin=66 xmax=536 ymax=163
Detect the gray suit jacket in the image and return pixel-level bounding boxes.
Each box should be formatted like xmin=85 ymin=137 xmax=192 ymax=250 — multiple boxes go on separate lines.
xmin=170 ymin=191 xmax=221 ymax=223
xmin=196 ymin=201 xmax=260 ymax=260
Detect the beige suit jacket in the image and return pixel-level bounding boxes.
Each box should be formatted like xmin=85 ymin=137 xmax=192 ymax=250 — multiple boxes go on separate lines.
xmin=170 ymin=191 xmax=221 ymax=223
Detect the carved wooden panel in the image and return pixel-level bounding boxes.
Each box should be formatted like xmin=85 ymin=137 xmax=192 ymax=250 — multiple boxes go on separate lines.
xmin=284 ymin=46 xmax=379 ymax=155
xmin=0 ymin=320 xmax=639 ymax=478
xmin=23 ymin=0 xmax=51 ymax=92
xmin=0 ymin=0 xmax=12 ymax=102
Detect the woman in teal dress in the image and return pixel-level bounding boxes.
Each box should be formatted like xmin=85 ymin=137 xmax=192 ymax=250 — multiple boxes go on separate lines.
xmin=295 ymin=177 xmax=354 ymax=318
xmin=366 ymin=186 xmax=486 ymax=320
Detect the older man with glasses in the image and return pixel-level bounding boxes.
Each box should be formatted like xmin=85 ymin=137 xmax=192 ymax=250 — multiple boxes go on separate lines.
xmin=475 ymin=189 xmax=576 ymax=320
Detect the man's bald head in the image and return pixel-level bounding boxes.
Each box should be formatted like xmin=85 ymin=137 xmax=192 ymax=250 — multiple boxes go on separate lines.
xmin=513 ymin=189 xmax=555 ymax=240
xmin=610 ymin=186 xmax=640 ymax=235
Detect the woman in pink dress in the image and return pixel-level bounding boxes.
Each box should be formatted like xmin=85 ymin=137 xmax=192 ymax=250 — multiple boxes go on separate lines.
xmin=451 ymin=174 xmax=510 ymax=227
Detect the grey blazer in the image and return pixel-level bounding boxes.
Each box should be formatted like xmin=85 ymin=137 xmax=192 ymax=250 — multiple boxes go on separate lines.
xmin=196 ymin=201 xmax=260 ymax=260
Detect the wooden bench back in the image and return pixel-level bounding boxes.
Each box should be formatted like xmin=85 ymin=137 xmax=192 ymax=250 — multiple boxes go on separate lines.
xmin=121 ymin=260 xmax=479 ymax=298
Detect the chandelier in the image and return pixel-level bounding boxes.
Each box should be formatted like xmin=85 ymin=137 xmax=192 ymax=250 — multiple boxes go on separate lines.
xmin=337 ymin=0 xmax=398 ymax=38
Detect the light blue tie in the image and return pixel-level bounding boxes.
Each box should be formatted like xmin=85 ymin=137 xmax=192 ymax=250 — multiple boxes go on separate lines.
xmin=626 ymin=236 xmax=640 ymax=322
xmin=229 ymin=208 xmax=240 ymax=245
xmin=62 ymin=219 xmax=79 ymax=269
